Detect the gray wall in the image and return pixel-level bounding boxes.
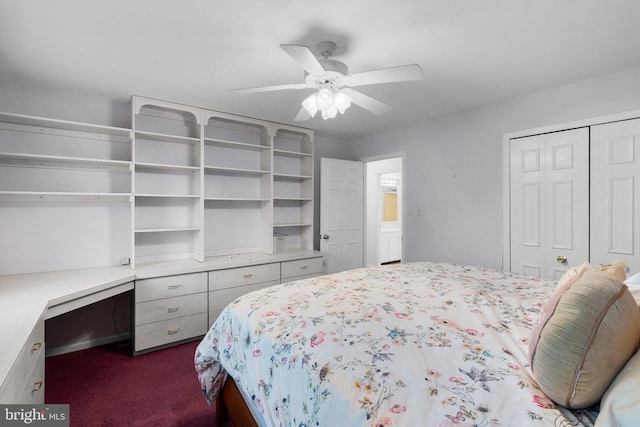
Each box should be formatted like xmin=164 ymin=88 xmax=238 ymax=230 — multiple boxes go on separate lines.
xmin=0 ymin=79 xmax=130 ymax=127
xmin=346 ymin=66 xmax=640 ymax=270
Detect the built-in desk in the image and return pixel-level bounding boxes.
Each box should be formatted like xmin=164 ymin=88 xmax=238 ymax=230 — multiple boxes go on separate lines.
xmin=0 ymin=266 xmax=135 ymax=404
xmin=0 ymin=250 xmax=323 ymax=403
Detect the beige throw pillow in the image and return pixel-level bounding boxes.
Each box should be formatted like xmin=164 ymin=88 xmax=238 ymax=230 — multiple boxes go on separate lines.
xmin=529 ymin=269 xmax=640 ymax=409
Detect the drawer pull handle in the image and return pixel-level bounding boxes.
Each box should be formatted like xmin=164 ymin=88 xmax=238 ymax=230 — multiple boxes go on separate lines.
xmin=167 ymin=306 xmax=180 ymax=313
xmin=243 ymin=274 xmax=253 ymax=279
xmin=167 ymin=328 xmax=180 ymax=335
xmin=299 ymin=265 xmax=308 ymax=270
xmin=168 ymin=284 xmax=181 ymax=290
xmin=31 ymin=342 xmax=42 ymax=354
xmin=31 ymin=381 xmax=43 ymax=394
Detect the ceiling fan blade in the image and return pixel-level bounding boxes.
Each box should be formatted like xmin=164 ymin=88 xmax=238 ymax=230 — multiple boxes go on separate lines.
xmin=341 ymin=88 xmax=392 ymax=115
xmin=294 ymin=107 xmax=312 ymax=121
xmin=346 ymin=64 xmax=423 ymax=87
xmin=280 ymin=44 xmax=326 ymax=76
xmin=231 ymin=83 xmax=308 ymax=94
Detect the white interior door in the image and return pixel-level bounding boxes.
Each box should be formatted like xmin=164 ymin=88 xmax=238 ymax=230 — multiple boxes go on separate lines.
xmin=510 ymin=127 xmax=589 ymax=279
xmin=320 ymin=158 xmax=364 ymax=274
xmin=590 ymin=118 xmax=640 ymax=273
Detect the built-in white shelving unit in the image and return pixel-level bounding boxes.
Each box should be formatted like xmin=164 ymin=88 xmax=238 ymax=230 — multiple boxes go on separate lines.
xmin=272 ymin=127 xmax=314 ymax=251
xmin=130 ymin=96 xmax=315 ymax=267
xmin=0 ymin=112 xmax=133 ymax=273
xmin=0 ymin=112 xmax=132 ymax=202
xmin=131 ymin=98 xmax=204 ymax=268
xmin=0 ymin=98 xmax=315 ymax=273
xmin=203 ymin=111 xmax=273 ymax=257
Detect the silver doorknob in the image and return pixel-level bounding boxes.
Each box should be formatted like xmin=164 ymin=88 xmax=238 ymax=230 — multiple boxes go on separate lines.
xmin=320 ymin=234 xmax=329 ymax=240
xmin=557 ymin=255 xmax=567 ymax=264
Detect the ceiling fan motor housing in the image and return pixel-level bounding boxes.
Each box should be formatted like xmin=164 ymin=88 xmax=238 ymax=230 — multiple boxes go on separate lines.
xmin=304 ymin=59 xmax=348 ymax=91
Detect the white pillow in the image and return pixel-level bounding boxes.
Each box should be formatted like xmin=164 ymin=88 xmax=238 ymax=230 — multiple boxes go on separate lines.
xmin=595 ymin=348 xmax=640 ymax=426
xmin=625 ymin=272 xmax=640 ymax=302
xmin=625 ymin=271 xmax=640 ymax=285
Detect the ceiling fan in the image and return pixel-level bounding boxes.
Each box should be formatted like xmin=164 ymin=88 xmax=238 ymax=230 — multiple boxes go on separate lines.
xmin=232 ymin=41 xmax=424 ymax=121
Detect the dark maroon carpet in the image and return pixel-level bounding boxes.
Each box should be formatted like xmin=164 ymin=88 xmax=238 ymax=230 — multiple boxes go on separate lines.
xmin=45 ymin=340 xmax=232 ymax=427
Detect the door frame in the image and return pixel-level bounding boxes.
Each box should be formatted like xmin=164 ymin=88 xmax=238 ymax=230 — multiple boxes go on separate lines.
xmin=360 ymin=151 xmax=407 ymax=267
xmin=501 ymin=108 xmax=640 ymax=271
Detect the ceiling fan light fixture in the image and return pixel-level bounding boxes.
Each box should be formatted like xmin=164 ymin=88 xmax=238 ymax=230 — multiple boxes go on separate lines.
xmin=333 ymin=91 xmax=352 ymax=114
xmin=316 ymin=88 xmax=334 ymax=110
xmin=302 ymin=88 xmax=352 ymax=120
xmin=321 ymin=105 xmax=339 ymax=120
xmin=301 ymin=93 xmax=318 ymax=117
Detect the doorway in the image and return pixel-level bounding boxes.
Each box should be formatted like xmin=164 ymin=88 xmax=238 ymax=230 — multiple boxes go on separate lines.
xmin=362 ymin=154 xmax=404 ymax=266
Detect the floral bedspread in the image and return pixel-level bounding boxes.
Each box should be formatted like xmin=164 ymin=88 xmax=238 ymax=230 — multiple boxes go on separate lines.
xmin=195 ymin=262 xmax=599 ymax=426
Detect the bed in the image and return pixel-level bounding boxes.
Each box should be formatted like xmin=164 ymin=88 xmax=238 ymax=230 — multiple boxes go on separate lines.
xmin=195 ymin=262 xmax=640 ymax=426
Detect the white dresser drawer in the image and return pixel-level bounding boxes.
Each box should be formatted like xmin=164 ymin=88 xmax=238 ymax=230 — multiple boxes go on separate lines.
xmin=209 ymin=263 xmax=279 ymax=291
xmin=135 ymin=272 xmax=207 ymax=303
xmin=208 ymin=280 xmax=280 ymax=325
xmin=281 ymin=257 xmax=323 ymax=281
xmin=134 ymin=312 xmax=208 ymax=352
xmin=135 ymin=293 xmax=207 ymax=326
xmin=17 ymin=319 xmax=45 ymax=377
xmin=16 ymin=357 xmax=44 ymax=404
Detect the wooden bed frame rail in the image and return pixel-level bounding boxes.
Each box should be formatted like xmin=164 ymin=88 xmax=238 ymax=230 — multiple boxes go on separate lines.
xmin=216 ymin=378 xmax=259 ymax=427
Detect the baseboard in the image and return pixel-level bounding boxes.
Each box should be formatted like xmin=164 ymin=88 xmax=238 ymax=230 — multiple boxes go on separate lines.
xmin=45 ymin=333 xmax=130 ymax=357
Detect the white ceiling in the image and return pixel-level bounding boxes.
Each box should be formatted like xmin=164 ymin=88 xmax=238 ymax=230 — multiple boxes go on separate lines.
xmin=2 ymin=1 xmax=640 ymax=140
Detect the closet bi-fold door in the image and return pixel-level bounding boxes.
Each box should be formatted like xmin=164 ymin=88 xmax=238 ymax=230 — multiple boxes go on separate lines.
xmin=510 ymin=128 xmax=589 ymax=280
xmin=590 ymin=118 xmax=640 ymax=273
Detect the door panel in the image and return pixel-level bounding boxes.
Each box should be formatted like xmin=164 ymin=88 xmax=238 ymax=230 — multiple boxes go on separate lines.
xmin=320 ymin=158 xmax=364 ymax=274
xmin=522 ymin=182 xmax=542 ymax=247
xmin=511 ymin=135 xmax=546 ymax=277
xmin=510 ymin=128 xmax=589 ymax=279
xmin=551 ymin=180 xmax=573 ymax=249
xmin=545 ymin=129 xmax=589 ymax=278
xmin=591 ymin=118 xmax=640 ymax=273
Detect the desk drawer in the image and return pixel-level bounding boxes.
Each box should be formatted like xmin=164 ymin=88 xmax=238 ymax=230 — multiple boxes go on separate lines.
xmin=17 ymin=320 xmax=45 ymax=377
xmin=16 ymin=357 xmax=44 ymax=404
xmin=208 ymin=280 xmax=279 ymax=325
xmin=281 ymin=257 xmax=323 ymax=281
xmin=134 ymin=312 xmax=207 ymax=352
xmin=209 ymin=263 xmax=279 ymax=291
xmin=135 ymin=272 xmax=207 ymax=303
xmin=135 ymin=293 xmax=207 ymax=326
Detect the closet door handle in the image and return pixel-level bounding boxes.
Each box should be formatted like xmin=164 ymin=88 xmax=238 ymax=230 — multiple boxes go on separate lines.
xmin=243 ymin=274 xmax=253 ymax=279
xmin=167 ymin=306 xmax=180 ymax=313
xmin=167 ymin=328 xmax=180 ymax=335
xmin=168 ymin=284 xmax=181 ymax=290
xmin=31 ymin=342 xmax=42 ymax=354
xmin=557 ymin=255 xmax=567 ymax=264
